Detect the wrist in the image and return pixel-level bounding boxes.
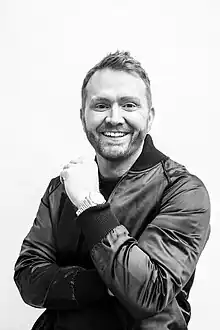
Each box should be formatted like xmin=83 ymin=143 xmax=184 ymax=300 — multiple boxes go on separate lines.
xmin=76 ymin=192 xmax=106 ymax=216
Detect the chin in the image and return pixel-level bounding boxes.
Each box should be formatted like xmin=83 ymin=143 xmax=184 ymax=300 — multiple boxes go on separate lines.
xmin=98 ymin=146 xmax=132 ymax=161
xmin=87 ymin=132 xmax=145 ymax=161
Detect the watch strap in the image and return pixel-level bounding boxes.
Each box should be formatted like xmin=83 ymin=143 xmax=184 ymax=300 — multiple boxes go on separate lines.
xmin=76 ymin=193 xmax=105 ymax=216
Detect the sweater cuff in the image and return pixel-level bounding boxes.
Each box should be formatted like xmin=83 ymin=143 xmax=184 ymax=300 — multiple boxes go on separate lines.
xmin=76 ymin=203 xmax=119 ymax=250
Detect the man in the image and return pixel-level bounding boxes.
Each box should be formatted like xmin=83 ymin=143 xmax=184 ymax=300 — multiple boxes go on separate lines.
xmin=14 ymin=51 xmax=210 ymax=330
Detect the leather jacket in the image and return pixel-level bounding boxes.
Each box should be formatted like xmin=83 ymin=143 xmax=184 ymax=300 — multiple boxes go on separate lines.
xmin=14 ymin=135 xmax=210 ymax=329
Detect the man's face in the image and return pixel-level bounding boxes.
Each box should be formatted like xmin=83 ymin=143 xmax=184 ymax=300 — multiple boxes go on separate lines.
xmin=81 ymin=68 xmax=154 ymax=161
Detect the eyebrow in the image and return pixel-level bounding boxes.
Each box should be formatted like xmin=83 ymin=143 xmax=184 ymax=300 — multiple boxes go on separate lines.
xmin=90 ymin=97 xmax=111 ymax=105
xmin=119 ymin=96 xmax=141 ymax=104
xmin=90 ymin=96 xmax=141 ymax=105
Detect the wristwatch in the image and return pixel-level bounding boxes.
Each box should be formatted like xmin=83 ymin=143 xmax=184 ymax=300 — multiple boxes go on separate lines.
xmin=76 ymin=192 xmax=106 ymax=216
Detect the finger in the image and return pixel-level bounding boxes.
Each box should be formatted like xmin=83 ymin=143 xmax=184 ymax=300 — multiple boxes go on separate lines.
xmin=60 ymin=175 xmax=64 ymax=184
xmin=60 ymin=169 xmax=69 ymax=183
xmin=63 ymin=163 xmax=70 ymax=170
xmin=69 ymin=156 xmax=84 ymax=164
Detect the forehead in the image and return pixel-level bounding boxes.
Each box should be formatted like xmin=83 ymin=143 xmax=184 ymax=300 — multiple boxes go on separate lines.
xmin=85 ymin=68 xmax=146 ymax=101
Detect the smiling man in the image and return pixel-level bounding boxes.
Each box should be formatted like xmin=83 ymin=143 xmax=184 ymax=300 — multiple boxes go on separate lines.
xmin=82 ymin=68 xmax=154 ymax=167
xmin=14 ymin=51 xmax=210 ymax=330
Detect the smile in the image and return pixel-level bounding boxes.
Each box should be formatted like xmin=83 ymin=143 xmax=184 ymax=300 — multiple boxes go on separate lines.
xmin=102 ymin=132 xmax=129 ymax=138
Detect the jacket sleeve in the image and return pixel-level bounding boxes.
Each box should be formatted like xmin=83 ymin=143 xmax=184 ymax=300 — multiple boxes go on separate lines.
xmin=77 ymin=175 xmax=211 ymax=319
xmin=14 ymin=180 xmax=108 ymax=310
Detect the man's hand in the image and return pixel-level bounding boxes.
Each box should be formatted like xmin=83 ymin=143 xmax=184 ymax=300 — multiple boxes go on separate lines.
xmin=60 ymin=157 xmax=100 ymax=208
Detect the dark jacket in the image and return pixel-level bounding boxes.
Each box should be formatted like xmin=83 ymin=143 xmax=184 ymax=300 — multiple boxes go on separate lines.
xmin=14 ymin=135 xmax=210 ymax=329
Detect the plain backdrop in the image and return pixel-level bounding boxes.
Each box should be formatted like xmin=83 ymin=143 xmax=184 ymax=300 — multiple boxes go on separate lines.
xmin=0 ymin=0 xmax=219 ymax=329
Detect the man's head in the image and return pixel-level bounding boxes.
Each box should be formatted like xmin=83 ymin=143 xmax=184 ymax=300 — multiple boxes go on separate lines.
xmin=81 ymin=51 xmax=152 ymax=111
xmin=80 ymin=51 xmax=155 ymax=162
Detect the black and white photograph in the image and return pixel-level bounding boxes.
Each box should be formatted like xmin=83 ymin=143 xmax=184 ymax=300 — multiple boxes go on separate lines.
xmin=0 ymin=1 xmax=219 ymax=329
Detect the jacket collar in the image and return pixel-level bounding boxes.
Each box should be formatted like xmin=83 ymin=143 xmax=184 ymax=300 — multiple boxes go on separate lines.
xmin=129 ymin=134 xmax=168 ymax=172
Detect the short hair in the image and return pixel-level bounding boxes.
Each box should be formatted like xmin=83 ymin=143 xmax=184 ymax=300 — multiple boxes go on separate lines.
xmin=81 ymin=50 xmax=152 ymax=110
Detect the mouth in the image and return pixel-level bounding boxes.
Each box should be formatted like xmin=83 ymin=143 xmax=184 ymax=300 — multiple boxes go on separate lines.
xmin=101 ymin=132 xmax=130 ymax=138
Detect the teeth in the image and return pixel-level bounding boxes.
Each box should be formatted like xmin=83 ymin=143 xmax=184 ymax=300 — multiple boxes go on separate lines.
xmin=103 ymin=132 xmax=127 ymax=137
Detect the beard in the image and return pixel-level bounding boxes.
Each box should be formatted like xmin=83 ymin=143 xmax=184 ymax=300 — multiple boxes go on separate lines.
xmin=84 ymin=128 xmax=146 ymax=162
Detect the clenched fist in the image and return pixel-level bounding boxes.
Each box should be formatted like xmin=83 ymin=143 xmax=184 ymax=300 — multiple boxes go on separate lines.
xmin=60 ymin=157 xmax=100 ymax=208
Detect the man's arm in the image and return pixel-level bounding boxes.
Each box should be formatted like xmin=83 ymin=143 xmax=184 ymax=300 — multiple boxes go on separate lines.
xmin=14 ymin=180 xmax=108 ymax=310
xmin=77 ymin=175 xmax=211 ymax=319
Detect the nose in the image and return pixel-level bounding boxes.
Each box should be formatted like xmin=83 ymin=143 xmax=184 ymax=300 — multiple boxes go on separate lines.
xmin=105 ymin=103 xmax=125 ymax=125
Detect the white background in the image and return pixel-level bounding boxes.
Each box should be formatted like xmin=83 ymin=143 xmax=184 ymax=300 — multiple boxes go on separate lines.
xmin=0 ymin=0 xmax=219 ymax=329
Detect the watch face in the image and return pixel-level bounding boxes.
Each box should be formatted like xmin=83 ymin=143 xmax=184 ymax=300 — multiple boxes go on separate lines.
xmin=89 ymin=192 xmax=105 ymax=204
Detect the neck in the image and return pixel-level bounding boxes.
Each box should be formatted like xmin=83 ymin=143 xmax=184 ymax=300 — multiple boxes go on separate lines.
xmin=96 ymin=144 xmax=144 ymax=179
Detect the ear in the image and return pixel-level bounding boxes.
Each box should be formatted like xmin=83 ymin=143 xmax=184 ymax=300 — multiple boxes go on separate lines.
xmin=80 ymin=108 xmax=86 ymax=132
xmin=80 ymin=108 xmax=83 ymax=121
xmin=147 ymin=107 xmax=155 ymax=132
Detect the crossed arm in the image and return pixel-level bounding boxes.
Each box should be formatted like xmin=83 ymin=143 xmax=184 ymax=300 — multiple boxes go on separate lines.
xmin=77 ymin=176 xmax=210 ymax=319
xmin=14 ymin=176 xmax=210 ymax=319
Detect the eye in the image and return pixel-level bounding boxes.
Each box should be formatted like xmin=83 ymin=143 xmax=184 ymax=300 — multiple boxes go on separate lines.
xmin=94 ymin=103 xmax=110 ymax=111
xmin=122 ymin=103 xmax=138 ymax=111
